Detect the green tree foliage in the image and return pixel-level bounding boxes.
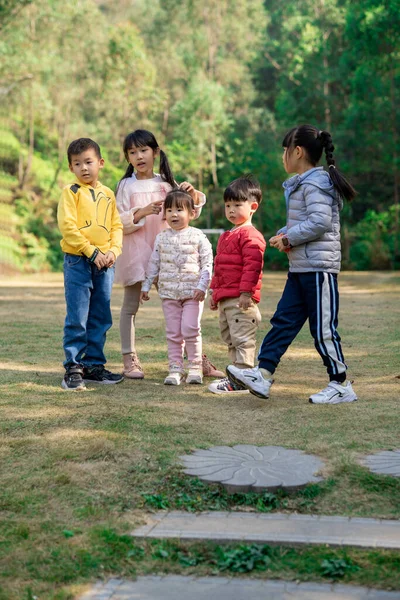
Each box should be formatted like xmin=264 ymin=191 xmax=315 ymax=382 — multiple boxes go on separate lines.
xmin=0 ymin=0 xmax=398 ymax=272
xmin=0 ymin=0 xmax=32 ymax=31
xmin=342 ymin=0 xmax=400 ymax=246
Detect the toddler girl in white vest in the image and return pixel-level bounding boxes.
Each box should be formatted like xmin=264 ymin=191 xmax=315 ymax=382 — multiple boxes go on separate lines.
xmin=140 ymin=190 xmax=213 ymax=385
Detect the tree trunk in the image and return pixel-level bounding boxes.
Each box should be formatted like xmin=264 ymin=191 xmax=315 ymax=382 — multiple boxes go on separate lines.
xmin=323 ymin=52 xmax=331 ymax=130
xmin=210 ymin=139 xmax=218 ymax=187
xmin=390 ymin=63 xmax=399 ymax=260
xmin=19 ymin=82 xmax=34 ymax=190
xmin=47 ymin=109 xmax=70 ymax=198
xmin=316 ymin=0 xmax=331 ymax=130
xmin=162 ymin=104 xmax=169 ymax=138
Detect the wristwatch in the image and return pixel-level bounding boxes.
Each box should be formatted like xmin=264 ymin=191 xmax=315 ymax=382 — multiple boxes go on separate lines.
xmin=282 ymin=236 xmax=291 ymax=248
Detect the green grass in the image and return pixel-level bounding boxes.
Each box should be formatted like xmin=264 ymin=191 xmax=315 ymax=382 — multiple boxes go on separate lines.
xmin=0 ymin=271 xmax=399 ymax=598
xmin=1 ymin=531 xmax=400 ymax=600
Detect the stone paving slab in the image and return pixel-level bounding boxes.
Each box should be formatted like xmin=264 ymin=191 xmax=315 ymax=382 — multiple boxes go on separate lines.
xmin=180 ymin=445 xmax=325 ymax=492
xmin=132 ymin=511 xmax=400 ymax=549
xmin=361 ymin=450 xmax=400 ymax=477
xmin=78 ymin=576 xmax=400 ymax=599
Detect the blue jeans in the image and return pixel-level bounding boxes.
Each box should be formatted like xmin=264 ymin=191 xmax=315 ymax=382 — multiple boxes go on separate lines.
xmin=63 ymin=254 xmax=115 ymax=369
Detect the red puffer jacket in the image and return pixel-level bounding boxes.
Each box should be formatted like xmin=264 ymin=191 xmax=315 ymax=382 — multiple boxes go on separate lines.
xmin=211 ymin=225 xmax=266 ymax=304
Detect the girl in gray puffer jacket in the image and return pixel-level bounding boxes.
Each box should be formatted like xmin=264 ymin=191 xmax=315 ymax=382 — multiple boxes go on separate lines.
xmin=227 ymin=124 xmax=358 ymax=405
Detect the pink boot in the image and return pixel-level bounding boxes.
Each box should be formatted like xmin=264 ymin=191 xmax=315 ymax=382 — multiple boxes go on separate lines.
xmin=202 ymin=354 xmax=224 ymax=378
xmin=122 ymin=353 xmax=144 ymax=379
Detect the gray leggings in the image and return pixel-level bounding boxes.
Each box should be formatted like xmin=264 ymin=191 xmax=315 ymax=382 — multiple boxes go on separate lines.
xmin=120 ymin=283 xmax=141 ymax=355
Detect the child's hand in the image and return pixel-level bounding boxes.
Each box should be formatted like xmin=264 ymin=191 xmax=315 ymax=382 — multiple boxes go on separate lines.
xmin=134 ymin=200 xmax=164 ymax=222
xmin=94 ymin=252 xmax=108 ymax=270
xmin=269 ymin=234 xmax=290 ymax=253
xmin=179 ymin=181 xmax=198 ymax=204
xmin=104 ymin=251 xmax=116 ymax=267
xmin=209 ymin=295 xmax=218 ymax=311
xmin=238 ymin=293 xmax=253 ymax=310
xmin=140 ymin=291 xmax=150 ymax=303
xmin=193 ymin=289 xmax=205 ymax=302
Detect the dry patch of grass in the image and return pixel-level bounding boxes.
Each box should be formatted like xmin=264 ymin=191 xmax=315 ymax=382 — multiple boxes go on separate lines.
xmin=0 ymin=271 xmax=399 ymax=598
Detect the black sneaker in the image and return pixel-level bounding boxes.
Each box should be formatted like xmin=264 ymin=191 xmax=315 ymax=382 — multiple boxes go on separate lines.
xmin=62 ymin=365 xmax=86 ymax=391
xmin=83 ymin=365 xmax=124 ymax=385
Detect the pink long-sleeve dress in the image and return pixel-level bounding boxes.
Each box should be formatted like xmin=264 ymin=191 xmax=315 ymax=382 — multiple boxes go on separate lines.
xmin=115 ymin=174 xmax=205 ymax=288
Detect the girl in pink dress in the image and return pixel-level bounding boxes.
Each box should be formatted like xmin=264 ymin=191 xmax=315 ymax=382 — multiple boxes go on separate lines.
xmin=115 ymin=129 xmax=223 ymax=379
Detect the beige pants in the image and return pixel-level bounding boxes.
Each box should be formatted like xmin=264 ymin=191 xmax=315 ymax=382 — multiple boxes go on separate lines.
xmin=219 ymin=297 xmax=261 ymax=369
xmin=120 ymin=283 xmax=142 ymax=355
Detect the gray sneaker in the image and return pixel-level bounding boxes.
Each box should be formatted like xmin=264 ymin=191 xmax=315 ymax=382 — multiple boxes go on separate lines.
xmin=62 ymin=365 xmax=86 ymax=391
xmin=309 ymin=381 xmax=358 ymax=404
xmin=226 ymin=365 xmax=273 ymax=399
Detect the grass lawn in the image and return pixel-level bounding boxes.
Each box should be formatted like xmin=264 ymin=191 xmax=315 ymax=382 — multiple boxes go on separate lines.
xmin=0 ymin=271 xmax=399 ymax=599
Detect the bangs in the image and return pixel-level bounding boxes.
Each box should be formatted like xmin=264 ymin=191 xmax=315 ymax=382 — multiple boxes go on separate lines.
xmin=164 ymin=190 xmax=194 ymax=212
xmin=223 ymin=174 xmax=262 ymax=204
xmin=282 ymin=127 xmax=297 ymax=148
xmin=123 ymin=129 xmax=158 ymax=154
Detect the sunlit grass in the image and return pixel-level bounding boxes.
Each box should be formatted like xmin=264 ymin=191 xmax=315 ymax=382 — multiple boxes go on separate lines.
xmin=0 ymin=271 xmax=399 ymax=598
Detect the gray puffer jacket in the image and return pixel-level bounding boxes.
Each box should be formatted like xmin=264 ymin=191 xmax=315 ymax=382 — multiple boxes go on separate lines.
xmin=280 ymin=167 xmax=343 ymax=273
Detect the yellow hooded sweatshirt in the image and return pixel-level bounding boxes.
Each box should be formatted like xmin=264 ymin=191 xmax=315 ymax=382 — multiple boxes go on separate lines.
xmin=57 ymin=181 xmax=123 ymax=259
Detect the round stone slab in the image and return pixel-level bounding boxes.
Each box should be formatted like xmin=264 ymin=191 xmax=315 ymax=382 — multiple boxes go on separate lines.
xmin=179 ymin=445 xmax=325 ymax=493
xmin=361 ymin=449 xmax=400 ymax=477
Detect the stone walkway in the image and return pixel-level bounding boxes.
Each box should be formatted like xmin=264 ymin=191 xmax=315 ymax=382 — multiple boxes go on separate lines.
xmin=79 ymin=511 xmax=400 ymax=599
xmin=78 ymin=576 xmax=400 ymax=599
xmin=132 ymin=511 xmax=400 ymax=549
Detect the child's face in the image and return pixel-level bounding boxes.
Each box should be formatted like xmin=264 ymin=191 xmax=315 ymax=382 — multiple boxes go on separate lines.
xmin=283 ymin=146 xmax=305 ymax=174
xmin=165 ymin=202 xmax=192 ymax=231
xmin=69 ymin=149 xmax=104 ymax=187
xmin=127 ymin=144 xmax=158 ymax=176
xmin=225 ymin=199 xmax=257 ymax=227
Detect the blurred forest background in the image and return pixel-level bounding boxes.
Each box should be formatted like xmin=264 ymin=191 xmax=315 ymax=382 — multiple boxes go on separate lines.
xmin=0 ymin=0 xmax=399 ymax=273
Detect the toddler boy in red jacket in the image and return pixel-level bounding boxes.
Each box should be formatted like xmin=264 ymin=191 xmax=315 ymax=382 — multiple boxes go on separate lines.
xmin=208 ymin=175 xmax=266 ymax=394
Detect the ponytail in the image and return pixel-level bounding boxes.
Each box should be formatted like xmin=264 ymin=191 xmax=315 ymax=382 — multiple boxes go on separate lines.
xmin=116 ymin=163 xmax=134 ymax=196
xmin=159 ymin=149 xmax=175 ymax=189
xmin=282 ymin=124 xmax=357 ymax=202
xmin=319 ymin=130 xmax=357 ymax=202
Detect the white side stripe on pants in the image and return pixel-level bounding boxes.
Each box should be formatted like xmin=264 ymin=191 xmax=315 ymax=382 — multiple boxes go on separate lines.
xmin=316 ymin=273 xmax=347 ymax=375
xmin=328 ymin=272 xmax=345 ymax=365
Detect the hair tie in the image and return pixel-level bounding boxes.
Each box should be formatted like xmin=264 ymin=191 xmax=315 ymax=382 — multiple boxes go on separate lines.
xmin=318 ymin=130 xmax=323 ymax=138
xmin=328 ymin=164 xmax=336 ymax=169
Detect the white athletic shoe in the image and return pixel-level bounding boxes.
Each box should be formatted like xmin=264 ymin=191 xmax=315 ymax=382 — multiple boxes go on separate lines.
xmin=186 ymin=368 xmax=203 ymax=385
xmin=208 ymin=376 xmax=249 ymax=394
xmin=226 ymin=365 xmax=273 ymax=399
xmin=309 ymin=381 xmax=358 ymax=404
xmin=164 ymin=368 xmax=184 ymax=385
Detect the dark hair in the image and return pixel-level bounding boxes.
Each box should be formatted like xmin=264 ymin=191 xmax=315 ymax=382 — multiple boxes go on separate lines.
xmin=224 ymin=174 xmax=262 ymax=204
xmin=67 ymin=138 xmax=101 ymax=164
xmin=117 ymin=129 xmax=175 ymax=193
xmin=164 ymin=190 xmax=195 ymax=213
xmin=282 ymin=124 xmax=357 ymax=202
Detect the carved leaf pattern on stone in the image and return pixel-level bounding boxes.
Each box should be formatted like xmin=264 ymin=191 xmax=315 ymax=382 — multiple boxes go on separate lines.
xmin=362 ymin=450 xmax=400 ymax=477
xmin=180 ymin=445 xmax=325 ymax=491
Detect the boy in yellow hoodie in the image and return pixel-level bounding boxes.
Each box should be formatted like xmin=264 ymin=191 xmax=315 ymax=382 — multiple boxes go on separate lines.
xmin=58 ymin=138 xmax=123 ymax=390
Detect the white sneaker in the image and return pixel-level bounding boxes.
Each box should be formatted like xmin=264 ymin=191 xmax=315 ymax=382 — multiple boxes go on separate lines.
xmin=309 ymin=381 xmax=358 ymax=404
xmin=208 ymin=376 xmax=249 ymax=394
xmin=164 ymin=371 xmax=184 ymax=385
xmin=186 ymin=368 xmax=203 ymax=385
xmin=226 ymin=365 xmax=273 ymax=399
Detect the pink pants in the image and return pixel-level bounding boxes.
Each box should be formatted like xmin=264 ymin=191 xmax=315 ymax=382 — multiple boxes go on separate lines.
xmin=162 ymin=298 xmax=204 ymax=371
